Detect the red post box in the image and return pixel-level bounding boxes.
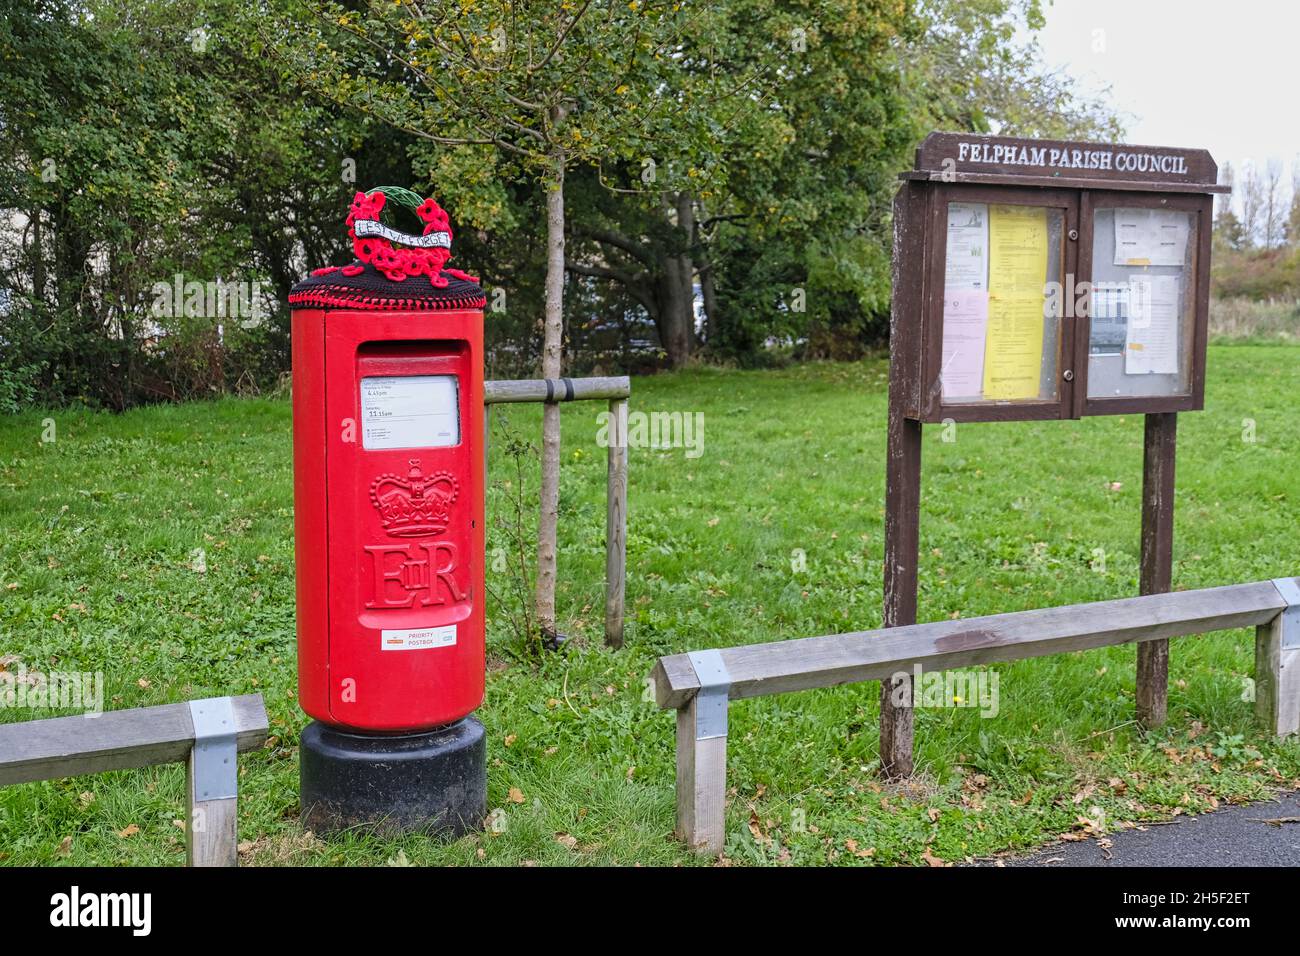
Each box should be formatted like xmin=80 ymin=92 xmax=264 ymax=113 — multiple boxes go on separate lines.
xmin=289 ymin=188 xmax=487 ymax=835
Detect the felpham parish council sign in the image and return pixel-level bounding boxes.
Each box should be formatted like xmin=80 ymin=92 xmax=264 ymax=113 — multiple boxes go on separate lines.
xmin=956 ymin=139 xmax=1190 ymax=176
xmin=907 ymin=132 xmax=1227 ymax=190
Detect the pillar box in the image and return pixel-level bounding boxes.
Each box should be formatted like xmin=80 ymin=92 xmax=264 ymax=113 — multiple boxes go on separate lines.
xmin=288 ymin=188 xmax=487 ymax=835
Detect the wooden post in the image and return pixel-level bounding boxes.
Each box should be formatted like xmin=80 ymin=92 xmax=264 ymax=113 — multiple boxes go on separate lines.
xmin=483 ymin=402 xmax=491 ymax=481
xmin=1256 ymin=580 xmax=1300 ymax=737
xmin=1137 ymin=412 xmax=1177 ymax=728
xmin=605 ymin=398 xmax=628 ymax=648
xmin=674 ymin=694 xmax=727 ymax=855
xmin=186 ymin=750 xmax=238 ymax=867
xmin=880 ymin=404 xmax=922 ymax=778
xmin=185 ymin=697 xmax=241 ymax=867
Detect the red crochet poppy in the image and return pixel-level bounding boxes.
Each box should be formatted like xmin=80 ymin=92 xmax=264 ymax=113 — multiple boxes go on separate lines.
xmin=345 ymin=190 xmax=462 ymax=285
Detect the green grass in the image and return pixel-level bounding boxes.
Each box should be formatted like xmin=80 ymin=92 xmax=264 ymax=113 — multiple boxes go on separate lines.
xmin=1 ymin=345 xmax=1298 ymax=866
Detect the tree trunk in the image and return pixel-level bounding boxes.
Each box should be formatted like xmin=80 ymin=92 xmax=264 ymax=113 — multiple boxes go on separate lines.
xmin=673 ymin=193 xmax=696 ymax=365
xmin=654 ymin=192 xmax=696 ymax=368
xmin=697 ymin=210 xmax=717 ymax=348
xmin=536 ymin=146 xmax=566 ymax=645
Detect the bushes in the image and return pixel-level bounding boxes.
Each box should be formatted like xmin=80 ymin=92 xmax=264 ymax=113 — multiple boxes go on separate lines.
xmin=1211 ymin=245 xmax=1300 ymax=300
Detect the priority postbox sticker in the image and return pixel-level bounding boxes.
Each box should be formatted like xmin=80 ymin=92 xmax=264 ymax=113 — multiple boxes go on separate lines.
xmin=381 ymin=624 xmax=457 ymax=651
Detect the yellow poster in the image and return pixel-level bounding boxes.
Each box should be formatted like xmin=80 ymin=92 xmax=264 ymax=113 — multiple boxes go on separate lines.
xmin=983 ymin=205 xmax=1049 ymax=399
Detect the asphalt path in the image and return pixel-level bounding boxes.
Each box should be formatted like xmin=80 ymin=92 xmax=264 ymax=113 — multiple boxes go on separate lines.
xmin=979 ymin=790 xmax=1300 ymax=866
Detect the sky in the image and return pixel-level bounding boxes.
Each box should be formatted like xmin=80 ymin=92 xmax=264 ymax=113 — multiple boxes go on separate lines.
xmin=1025 ymin=0 xmax=1298 ymax=207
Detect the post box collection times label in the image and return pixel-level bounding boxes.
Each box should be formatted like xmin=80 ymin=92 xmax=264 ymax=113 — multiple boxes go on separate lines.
xmin=380 ymin=624 xmax=457 ymax=651
xmin=360 ymin=375 xmax=459 ymax=450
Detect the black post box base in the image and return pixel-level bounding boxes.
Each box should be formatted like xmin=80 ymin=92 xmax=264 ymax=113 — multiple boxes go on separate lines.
xmin=299 ymin=717 xmax=486 ymax=838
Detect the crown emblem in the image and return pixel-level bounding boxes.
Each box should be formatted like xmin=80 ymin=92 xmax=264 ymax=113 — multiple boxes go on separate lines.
xmin=370 ymin=460 xmax=459 ymax=537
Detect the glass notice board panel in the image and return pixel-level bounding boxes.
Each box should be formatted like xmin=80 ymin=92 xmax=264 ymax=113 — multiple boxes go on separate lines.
xmin=1086 ymin=208 xmax=1196 ymax=400
xmin=940 ymin=202 xmax=1063 ymax=404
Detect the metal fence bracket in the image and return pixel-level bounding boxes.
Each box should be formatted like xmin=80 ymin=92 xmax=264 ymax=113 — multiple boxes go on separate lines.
xmin=188 ymin=697 xmax=238 ymax=801
xmin=687 ymin=650 xmax=731 ymax=740
xmin=1273 ymin=578 xmax=1300 ymax=651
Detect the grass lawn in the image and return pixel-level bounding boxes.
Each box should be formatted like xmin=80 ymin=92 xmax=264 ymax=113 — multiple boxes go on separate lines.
xmin=1 ymin=344 xmax=1298 ymax=866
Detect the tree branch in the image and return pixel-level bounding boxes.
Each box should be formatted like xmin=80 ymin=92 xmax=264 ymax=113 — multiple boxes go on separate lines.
xmin=566 ymin=260 xmax=657 ymax=317
xmin=576 ymin=227 xmax=657 ymax=267
xmin=531 ymin=0 xmax=593 ymax=73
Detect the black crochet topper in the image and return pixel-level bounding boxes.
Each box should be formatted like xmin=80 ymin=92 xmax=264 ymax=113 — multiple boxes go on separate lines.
xmin=289 ymin=187 xmax=486 ymax=311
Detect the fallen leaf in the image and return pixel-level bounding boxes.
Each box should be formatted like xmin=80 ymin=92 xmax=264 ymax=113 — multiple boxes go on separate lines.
xmin=508 ymin=787 xmax=525 ymax=804
xmin=117 ymin=824 xmax=140 ymax=838
xmin=927 ymin=807 xmax=941 ymax=823
xmin=56 ymin=836 xmax=73 ymax=857
xmin=555 ymin=833 xmax=578 ymax=849
xmin=921 ymin=848 xmax=947 ymax=867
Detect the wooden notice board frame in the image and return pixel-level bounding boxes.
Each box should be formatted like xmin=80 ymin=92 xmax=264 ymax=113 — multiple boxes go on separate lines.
xmin=880 ymin=132 xmax=1227 ymax=778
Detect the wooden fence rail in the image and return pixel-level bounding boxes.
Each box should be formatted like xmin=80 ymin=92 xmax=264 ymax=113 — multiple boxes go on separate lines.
xmin=0 ymin=694 xmax=268 ymax=866
xmin=649 ymin=578 xmax=1300 ymax=855
xmin=484 ymin=376 xmax=630 ymax=647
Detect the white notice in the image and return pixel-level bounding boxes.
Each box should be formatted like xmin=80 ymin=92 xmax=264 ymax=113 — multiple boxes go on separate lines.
xmin=1125 ymin=275 xmax=1180 ymax=375
xmin=1114 ymin=209 xmax=1190 ymax=267
xmin=360 ymin=375 xmax=459 ymax=450
xmin=944 ymin=202 xmax=989 ymax=292
xmin=941 ymin=202 xmax=990 ymax=399
xmin=381 ymin=624 xmax=457 ymax=651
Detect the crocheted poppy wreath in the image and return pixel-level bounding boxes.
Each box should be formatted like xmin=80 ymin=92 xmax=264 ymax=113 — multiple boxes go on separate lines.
xmin=289 ymin=188 xmax=486 ymax=311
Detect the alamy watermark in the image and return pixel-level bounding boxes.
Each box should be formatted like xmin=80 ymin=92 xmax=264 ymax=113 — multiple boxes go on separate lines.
xmin=151 ymin=274 xmax=264 ymax=322
xmin=0 ymin=666 xmax=104 ymax=717
xmin=50 ymin=886 xmax=151 ymax=936
xmin=1043 ymin=274 xmax=1163 ymax=324
xmin=596 ymin=405 xmax=704 ymax=459
xmin=887 ymin=665 xmax=999 ymax=718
